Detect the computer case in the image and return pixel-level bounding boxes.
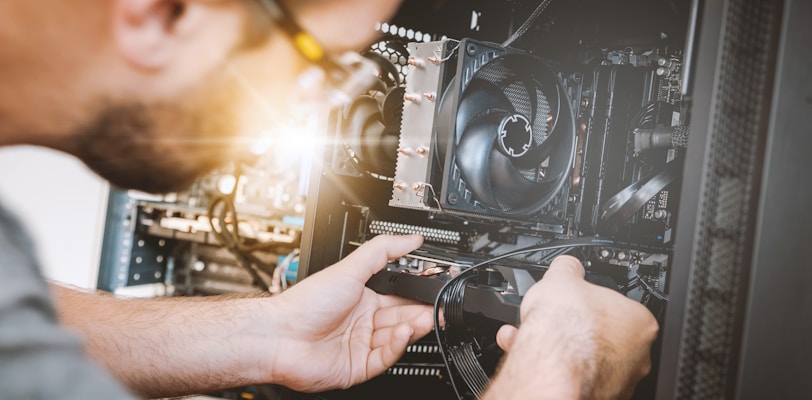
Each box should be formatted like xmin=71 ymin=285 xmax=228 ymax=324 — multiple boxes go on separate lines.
xmin=298 ymin=0 xmax=812 ymax=399
xmin=94 ymin=0 xmax=812 ymax=398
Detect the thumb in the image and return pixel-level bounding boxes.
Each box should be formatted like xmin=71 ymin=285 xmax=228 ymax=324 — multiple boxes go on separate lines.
xmin=543 ymin=255 xmax=586 ymax=281
xmin=339 ymin=235 xmax=424 ymax=281
xmin=496 ymin=324 xmax=518 ymax=352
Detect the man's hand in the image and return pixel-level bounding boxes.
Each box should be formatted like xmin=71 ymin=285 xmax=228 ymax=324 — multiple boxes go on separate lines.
xmin=258 ymin=234 xmax=434 ymax=392
xmin=483 ymin=255 xmax=659 ymax=400
xmin=53 ymin=235 xmax=430 ymax=397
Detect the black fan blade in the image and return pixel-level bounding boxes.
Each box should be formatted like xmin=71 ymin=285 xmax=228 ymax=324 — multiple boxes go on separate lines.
xmin=362 ymin=51 xmax=401 ymax=88
xmin=342 ymin=94 xmax=400 ymax=175
xmin=382 ymin=86 xmax=405 ymax=126
xmin=496 ymin=87 xmax=573 ymax=211
xmin=489 ymin=149 xmax=561 ymax=210
xmin=491 ymin=65 xmax=552 ymax=170
xmin=502 ymin=56 xmax=550 ymax=120
xmin=361 ymin=119 xmax=394 ymax=175
xmin=342 ymin=95 xmax=382 ymax=148
xmin=514 ymin=121 xmax=561 ymax=172
xmin=455 ymin=113 xmax=508 ymax=209
xmin=360 ymin=119 xmax=387 ymax=161
xmin=456 ymin=78 xmax=515 ymax=142
xmin=501 ymin=74 xmax=540 ymax=129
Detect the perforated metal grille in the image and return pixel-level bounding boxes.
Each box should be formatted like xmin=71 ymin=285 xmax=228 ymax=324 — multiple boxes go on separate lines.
xmin=675 ymin=0 xmax=782 ymax=398
xmin=370 ymin=39 xmax=410 ymax=83
xmin=371 ymin=21 xmax=433 ymax=85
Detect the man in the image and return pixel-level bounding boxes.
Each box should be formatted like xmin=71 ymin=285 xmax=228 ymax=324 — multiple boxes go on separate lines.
xmin=0 ymin=0 xmax=658 ymax=398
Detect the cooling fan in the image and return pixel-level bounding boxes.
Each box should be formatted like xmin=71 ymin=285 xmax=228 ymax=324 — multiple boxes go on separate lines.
xmin=332 ymin=41 xmax=408 ymax=180
xmin=437 ymin=41 xmax=577 ymax=224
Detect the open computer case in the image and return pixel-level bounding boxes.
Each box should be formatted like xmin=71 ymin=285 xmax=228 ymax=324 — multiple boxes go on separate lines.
xmin=97 ymin=0 xmax=812 ymax=399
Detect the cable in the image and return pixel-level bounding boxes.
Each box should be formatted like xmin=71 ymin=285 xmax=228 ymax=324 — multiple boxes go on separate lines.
xmin=206 ymin=164 xmax=301 ymax=292
xmin=433 ymin=236 xmax=670 ymax=398
xmin=633 ymin=101 xmax=659 ymax=129
xmin=638 ymin=273 xmax=669 ymax=302
xmin=502 ymin=0 xmax=554 ymax=48
xmin=449 ymin=343 xmax=489 ymax=398
xmin=433 ymin=39 xmax=461 ymax=64
xmin=271 ymin=248 xmax=299 ymax=294
xmin=208 ymin=195 xmax=271 ymax=291
xmin=600 ymin=158 xmax=682 ymax=225
xmin=341 ymin=142 xmax=395 ymax=182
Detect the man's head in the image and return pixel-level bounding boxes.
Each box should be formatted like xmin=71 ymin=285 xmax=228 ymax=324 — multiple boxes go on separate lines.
xmin=0 ymin=0 xmax=401 ymax=192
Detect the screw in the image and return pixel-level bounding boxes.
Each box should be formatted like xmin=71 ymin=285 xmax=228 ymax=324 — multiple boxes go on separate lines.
xmin=408 ymin=57 xmax=425 ymax=67
xmin=404 ymin=92 xmax=422 ymax=104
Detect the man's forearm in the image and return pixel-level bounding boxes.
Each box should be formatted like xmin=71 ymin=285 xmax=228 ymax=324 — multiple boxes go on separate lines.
xmin=481 ymin=315 xmax=587 ymax=400
xmin=51 ymin=284 xmax=278 ymax=398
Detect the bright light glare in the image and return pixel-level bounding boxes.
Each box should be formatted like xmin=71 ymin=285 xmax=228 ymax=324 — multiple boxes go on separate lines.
xmin=250 ymin=133 xmax=274 ymax=156
xmin=217 ymin=175 xmax=237 ymax=195
xmin=250 ymin=114 xmax=321 ymax=168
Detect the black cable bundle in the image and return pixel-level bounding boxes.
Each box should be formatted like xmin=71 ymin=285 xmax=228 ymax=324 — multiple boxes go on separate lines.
xmin=441 ymin=273 xmax=489 ymax=398
xmin=207 ymin=165 xmax=296 ymax=292
xmin=433 ymin=236 xmax=670 ymax=399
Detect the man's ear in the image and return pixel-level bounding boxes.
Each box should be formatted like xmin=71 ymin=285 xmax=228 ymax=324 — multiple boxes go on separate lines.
xmin=113 ymin=0 xmax=190 ymax=70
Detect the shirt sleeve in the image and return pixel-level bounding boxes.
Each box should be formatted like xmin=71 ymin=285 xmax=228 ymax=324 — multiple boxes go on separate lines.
xmin=0 ymin=200 xmax=138 ymax=399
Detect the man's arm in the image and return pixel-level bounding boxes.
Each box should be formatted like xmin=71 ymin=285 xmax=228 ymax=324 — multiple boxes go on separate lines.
xmin=52 ymin=284 xmax=276 ymax=398
xmin=482 ymin=256 xmax=659 ymax=400
xmin=53 ymin=235 xmax=433 ymax=398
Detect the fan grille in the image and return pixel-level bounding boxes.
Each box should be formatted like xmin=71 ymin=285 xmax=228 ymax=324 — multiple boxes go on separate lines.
xmin=370 ymin=39 xmax=410 ymax=83
xmin=473 ymin=62 xmax=551 ymax=147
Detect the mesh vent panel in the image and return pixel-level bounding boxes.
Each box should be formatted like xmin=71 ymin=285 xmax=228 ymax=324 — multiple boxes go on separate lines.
xmin=675 ymin=0 xmax=782 ymax=398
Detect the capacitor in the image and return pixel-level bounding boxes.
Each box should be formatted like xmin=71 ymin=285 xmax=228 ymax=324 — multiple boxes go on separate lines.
xmin=657 ymin=57 xmax=674 ymax=68
xmin=634 ymin=125 xmax=689 ymax=153
xmin=656 ymin=66 xmax=672 ymax=77
xmin=599 ymin=249 xmax=614 ymax=259
xmin=654 ymin=209 xmax=670 ymax=220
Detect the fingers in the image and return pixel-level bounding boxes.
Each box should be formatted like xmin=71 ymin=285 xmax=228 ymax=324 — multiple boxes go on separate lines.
xmin=523 ymin=255 xmax=586 ymax=308
xmin=543 ymin=255 xmax=585 ymax=281
xmin=339 ymin=235 xmax=424 ymax=282
xmin=366 ymin=306 xmax=434 ymax=376
xmin=376 ymin=293 xmax=426 ymax=309
xmin=495 ymin=324 xmax=518 ymax=352
xmin=373 ymin=304 xmax=432 ymax=330
xmin=371 ymin=307 xmax=433 ymax=348
xmin=366 ymin=324 xmax=413 ymax=378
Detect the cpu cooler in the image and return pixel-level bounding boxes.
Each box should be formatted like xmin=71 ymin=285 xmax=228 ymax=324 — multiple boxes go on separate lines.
xmin=391 ymin=39 xmax=576 ymax=230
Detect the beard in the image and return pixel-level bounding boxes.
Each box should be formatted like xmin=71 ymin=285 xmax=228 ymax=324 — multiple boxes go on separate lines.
xmin=73 ymin=97 xmax=241 ymax=194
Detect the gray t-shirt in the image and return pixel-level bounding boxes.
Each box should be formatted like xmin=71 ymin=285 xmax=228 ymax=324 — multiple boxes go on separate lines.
xmin=0 ymin=198 xmax=135 ymax=398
